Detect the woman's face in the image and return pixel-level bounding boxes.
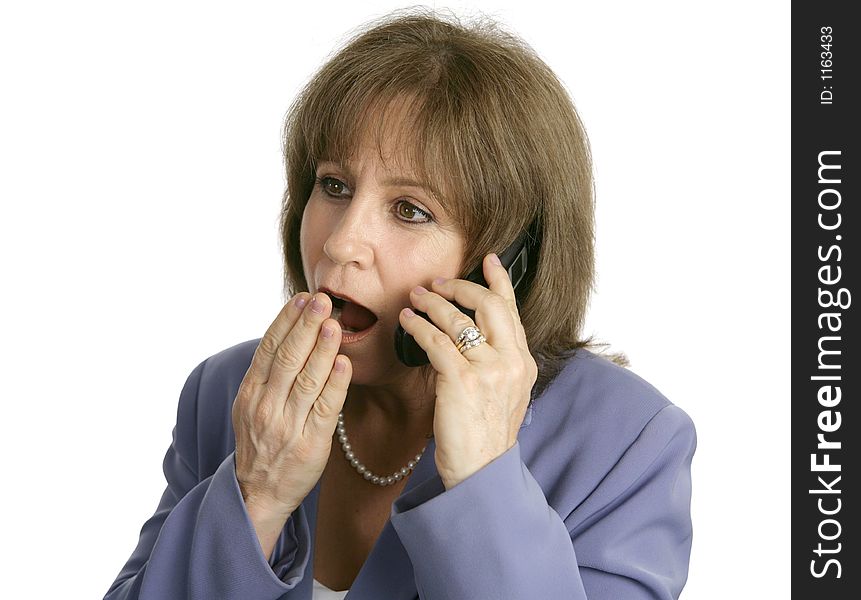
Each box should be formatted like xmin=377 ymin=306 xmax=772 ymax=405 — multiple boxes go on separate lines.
xmin=300 ymin=125 xmax=465 ymax=386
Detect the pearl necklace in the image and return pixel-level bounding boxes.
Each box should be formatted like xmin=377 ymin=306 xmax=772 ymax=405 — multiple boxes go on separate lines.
xmin=336 ymin=411 xmax=430 ymax=486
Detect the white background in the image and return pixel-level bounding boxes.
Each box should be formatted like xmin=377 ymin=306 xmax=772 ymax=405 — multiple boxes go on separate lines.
xmin=0 ymin=1 xmax=789 ymax=597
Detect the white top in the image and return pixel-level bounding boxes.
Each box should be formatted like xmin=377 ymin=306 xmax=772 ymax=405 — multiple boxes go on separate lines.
xmin=312 ymin=577 xmax=350 ymax=599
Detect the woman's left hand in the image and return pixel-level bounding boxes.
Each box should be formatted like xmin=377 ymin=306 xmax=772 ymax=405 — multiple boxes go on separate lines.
xmin=399 ymin=253 xmax=539 ymax=490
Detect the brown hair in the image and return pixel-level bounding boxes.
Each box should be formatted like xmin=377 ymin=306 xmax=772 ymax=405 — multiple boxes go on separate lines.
xmin=278 ymin=7 xmax=628 ymax=403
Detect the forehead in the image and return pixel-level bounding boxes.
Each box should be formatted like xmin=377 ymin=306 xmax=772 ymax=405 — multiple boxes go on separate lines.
xmin=348 ymin=98 xmax=420 ymax=172
xmin=321 ymin=104 xmax=443 ymax=193
xmin=317 ymin=148 xmax=421 ymax=184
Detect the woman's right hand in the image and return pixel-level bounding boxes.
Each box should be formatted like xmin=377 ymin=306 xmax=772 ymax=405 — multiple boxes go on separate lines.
xmin=232 ymin=292 xmax=351 ymax=522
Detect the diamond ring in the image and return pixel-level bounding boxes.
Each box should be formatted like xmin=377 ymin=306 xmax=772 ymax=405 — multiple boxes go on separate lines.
xmin=455 ymin=326 xmax=487 ymax=354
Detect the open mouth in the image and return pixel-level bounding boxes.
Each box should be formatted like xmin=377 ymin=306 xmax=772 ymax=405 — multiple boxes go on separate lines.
xmin=328 ymin=294 xmax=379 ymax=334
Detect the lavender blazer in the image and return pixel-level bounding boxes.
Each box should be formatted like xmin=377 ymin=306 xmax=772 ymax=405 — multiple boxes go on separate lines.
xmin=105 ymin=339 xmax=696 ymax=599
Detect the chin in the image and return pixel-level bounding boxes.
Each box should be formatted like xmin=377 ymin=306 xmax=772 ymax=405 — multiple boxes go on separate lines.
xmin=340 ymin=344 xmax=409 ymax=387
xmin=346 ymin=361 xmax=402 ymax=388
xmin=336 ymin=328 xmax=389 ymax=381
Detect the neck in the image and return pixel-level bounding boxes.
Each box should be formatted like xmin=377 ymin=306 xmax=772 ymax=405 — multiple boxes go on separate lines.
xmin=344 ymin=369 xmax=436 ymax=435
xmin=339 ymin=368 xmax=437 ymax=473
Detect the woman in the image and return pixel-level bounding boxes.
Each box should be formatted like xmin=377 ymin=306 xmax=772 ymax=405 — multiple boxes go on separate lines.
xmin=105 ymin=9 xmax=695 ymax=600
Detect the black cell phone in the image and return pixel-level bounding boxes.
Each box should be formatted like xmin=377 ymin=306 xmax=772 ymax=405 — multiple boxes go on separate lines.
xmin=394 ymin=229 xmax=534 ymax=367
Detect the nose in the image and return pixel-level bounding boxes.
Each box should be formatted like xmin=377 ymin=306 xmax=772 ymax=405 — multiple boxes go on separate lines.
xmin=322 ymin=198 xmax=375 ymax=269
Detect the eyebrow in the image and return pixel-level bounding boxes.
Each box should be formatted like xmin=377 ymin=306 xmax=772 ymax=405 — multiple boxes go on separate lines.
xmin=317 ymin=159 xmax=442 ymax=199
xmin=383 ymin=176 xmax=433 ymax=190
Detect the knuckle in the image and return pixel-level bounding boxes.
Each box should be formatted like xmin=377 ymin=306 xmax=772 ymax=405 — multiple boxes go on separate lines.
xmin=299 ymin=313 xmax=323 ymax=335
xmin=274 ymin=343 xmax=305 ymax=372
xmin=449 ymin=312 xmax=473 ymax=332
xmin=257 ymin=333 xmax=280 ymax=359
xmin=293 ymin=369 xmax=319 ymax=397
xmin=325 ymin=365 xmax=350 ymax=393
xmin=311 ymin=397 xmax=337 ymax=422
xmin=331 ymin=375 xmax=350 ymax=394
xmin=484 ymin=293 xmax=507 ymax=312
xmin=320 ymin=367 xmax=350 ymax=405
xmin=432 ymin=332 xmax=452 ymax=348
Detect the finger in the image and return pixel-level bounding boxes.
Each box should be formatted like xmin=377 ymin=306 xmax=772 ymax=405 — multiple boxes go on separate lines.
xmin=265 ymin=292 xmax=334 ymax=405
xmin=398 ymin=306 xmax=470 ymax=375
xmin=237 ymin=293 xmax=316 ymax=432
xmin=427 ymin=275 xmax=518 ymax=353
xmin=304 ymin=354 xmax=352 ymax=439
xmin=484 ymin=253 xmax=519 ymax=307
xmin=283 ymin=316 xmax=342 ymax=422
xmin=245 ymin=293 xmax=313 ymax=386
xmin=483 ymin=253 xmax=530 ymax=351
xmin=408 ymin=286 xmax=497 ymax=361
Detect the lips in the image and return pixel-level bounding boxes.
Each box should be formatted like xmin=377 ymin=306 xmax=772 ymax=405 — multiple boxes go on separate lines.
xmin=317 ymin=287 xmax=376 ymax=314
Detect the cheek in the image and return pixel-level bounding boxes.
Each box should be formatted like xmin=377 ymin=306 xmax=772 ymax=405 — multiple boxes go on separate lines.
xmin=426 ymin=235 xmax=466 ymax=279
xmin=300 ymin=199 xmax=325 ymax=257
xmin=299 ymin=205 xmax=322 ymax=282
xmin=395 ymin=239 xmax=463 ymax=288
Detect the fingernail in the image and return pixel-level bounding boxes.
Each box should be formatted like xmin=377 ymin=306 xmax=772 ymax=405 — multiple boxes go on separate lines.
xmin=413 ymin=285 xmax=428 ymax=295
xmin=403 ymin=308 xmax=416 ymax=317
xmin=322 ymin=325 xmax=334 ymax=338
xmin=295 ymin=295 xmax=307 ymax=309
xmin=310 ymin=295 xmax=324 ymax=313
xmin=433 ymin=277 xmax=447 ymax=286
xmin=335 ymin=358 xmax=346 ymax=373
xmin=490 ymin=253 xmax=502 ymax=266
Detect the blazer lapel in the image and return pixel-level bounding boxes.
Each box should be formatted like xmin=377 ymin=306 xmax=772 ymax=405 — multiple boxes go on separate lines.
xmin=296 ymin=440 xmax=439 ymax=600
xmin=342 ymin=435 xmax=439 ymax=599
xmin=301 ymin=402 xmax=533 ymax=599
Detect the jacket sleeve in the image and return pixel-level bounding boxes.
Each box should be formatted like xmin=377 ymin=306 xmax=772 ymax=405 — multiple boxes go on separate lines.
xmin=104 ymin=358 xmax=311 ymax=600
xmin=388 ymin=404 xmax=696 ymax=600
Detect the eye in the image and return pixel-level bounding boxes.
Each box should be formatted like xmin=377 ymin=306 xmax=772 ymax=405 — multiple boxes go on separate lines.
xmin=315 ymin=176 xmax=350 ymax=197
xmin=314 ymin=175 xmax=434 ymax=225
xmin=395 ymin=201 xmax=433 ymax=224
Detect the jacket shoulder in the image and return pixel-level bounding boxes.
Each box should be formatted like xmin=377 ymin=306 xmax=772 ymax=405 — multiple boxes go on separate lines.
xmin=524 ymin=348 xmax=695 ymax=509
xmin=532 ymin=348 xmax=680 ymax=434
